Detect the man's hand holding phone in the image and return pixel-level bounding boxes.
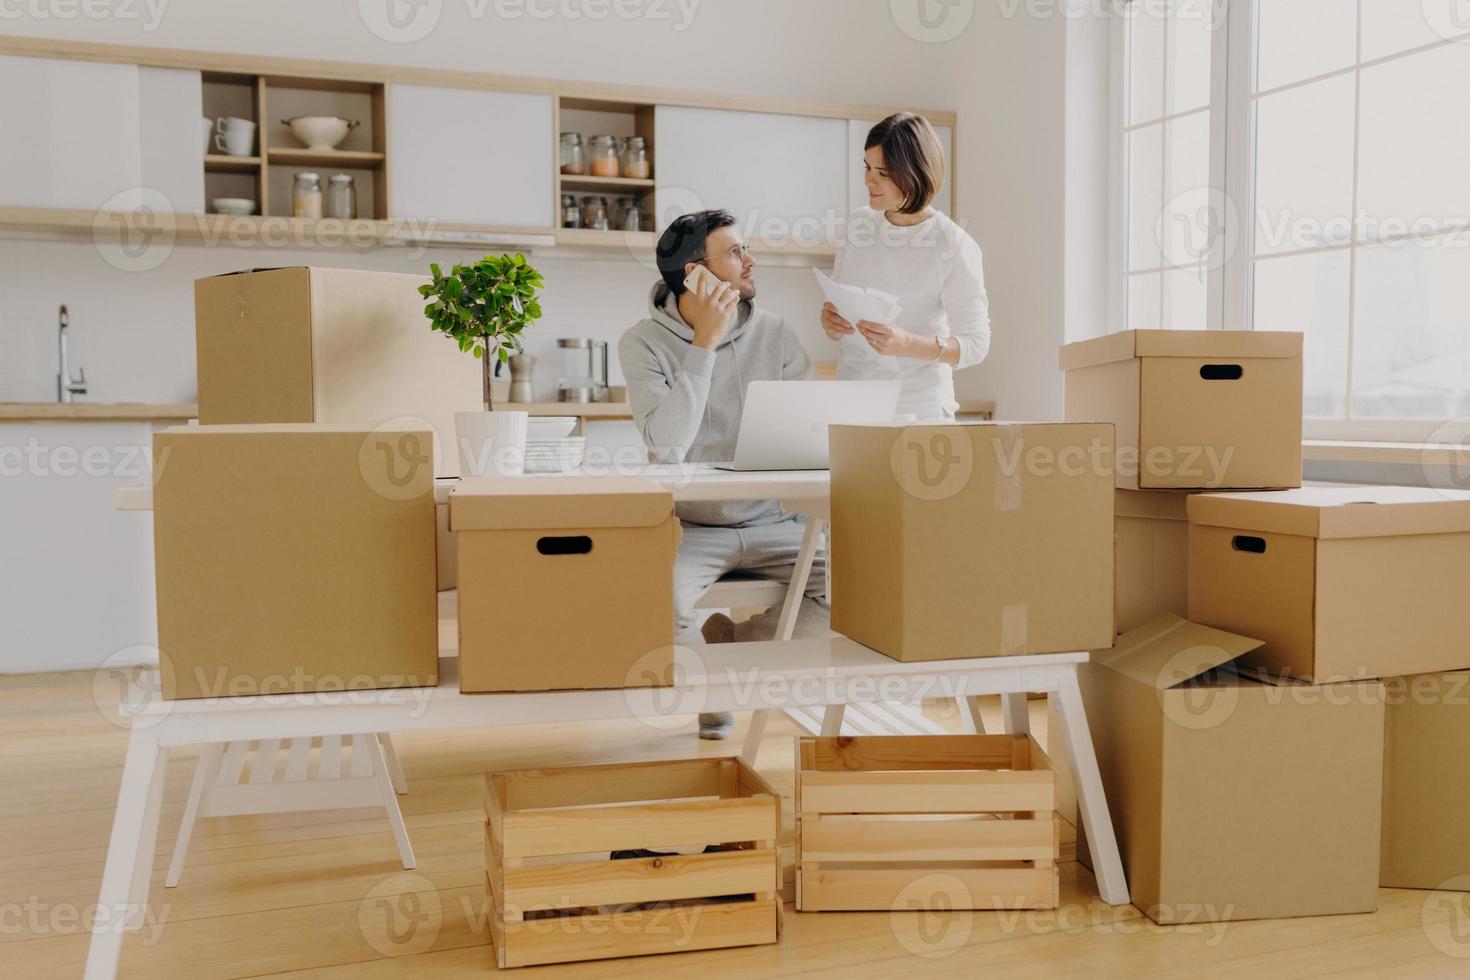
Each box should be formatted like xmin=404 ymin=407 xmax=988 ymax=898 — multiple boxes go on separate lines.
xmin=683 ymin=265 xmax=741 ymax=351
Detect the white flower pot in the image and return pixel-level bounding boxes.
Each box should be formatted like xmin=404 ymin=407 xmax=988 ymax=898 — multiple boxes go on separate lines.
xmin=455 ymin=411 xmax=528 ymax=477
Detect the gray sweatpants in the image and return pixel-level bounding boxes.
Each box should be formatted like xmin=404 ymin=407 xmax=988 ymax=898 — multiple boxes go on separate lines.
xmin=675 ymin=515 xmax=830 ymax=646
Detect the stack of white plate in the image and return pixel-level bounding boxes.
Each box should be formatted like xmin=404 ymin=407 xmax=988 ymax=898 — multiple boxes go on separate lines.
xmin=524 ymin=436 xmax=586 ymax=473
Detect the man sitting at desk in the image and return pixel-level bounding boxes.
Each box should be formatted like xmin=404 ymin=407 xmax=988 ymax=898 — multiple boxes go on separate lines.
xmin=619 ymin=209 xmax=830 ymax=740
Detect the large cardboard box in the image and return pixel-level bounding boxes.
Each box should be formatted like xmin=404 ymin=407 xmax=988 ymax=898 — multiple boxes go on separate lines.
xmin=1050 ymin=488 xmax=1192 ymax=826
xmin=1188 ymin=485 xmax=1470 ymax=682
xmin=830 ymin=422 xmax=1115 ymax=662
xmin=194 ymin=267 xmax=481 ymax=475
xmin=1381 ymin=671 xmax=1470 ymax=889
xmin=1060 ymin=329 xmax=1303 ymax=490
xmin=1079 ymin=614 xmax=1384 ymax=923
xmin=451 ymin=476 xmax=679 ymax=693
xmin=1115 ymin=488 xmax=1190 ymax=634
xmin=153 ymin=423 xmax=439 ymax=700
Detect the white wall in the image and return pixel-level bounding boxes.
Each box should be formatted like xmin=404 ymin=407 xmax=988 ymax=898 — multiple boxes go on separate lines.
xmin=0 ymin=0 xmax=936 ymax=108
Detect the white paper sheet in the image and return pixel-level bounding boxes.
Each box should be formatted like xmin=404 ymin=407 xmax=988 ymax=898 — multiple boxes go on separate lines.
xmin=813 ymin=268 xmax=903 ymax=326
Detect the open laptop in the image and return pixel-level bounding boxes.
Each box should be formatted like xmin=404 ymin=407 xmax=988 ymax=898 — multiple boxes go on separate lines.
xmin=712 ymin=380 xmax=902 ymax=471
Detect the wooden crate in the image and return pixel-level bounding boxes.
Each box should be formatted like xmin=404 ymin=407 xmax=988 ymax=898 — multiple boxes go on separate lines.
xmin=482 ymin=757 xmax=781 ymax=968
xmin=795 ymin=734 xmax=1059 ymax=912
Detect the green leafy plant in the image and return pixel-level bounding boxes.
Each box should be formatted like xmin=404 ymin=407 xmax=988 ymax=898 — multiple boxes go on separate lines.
xmin=419 ymin=253 xmax=545 ymax=411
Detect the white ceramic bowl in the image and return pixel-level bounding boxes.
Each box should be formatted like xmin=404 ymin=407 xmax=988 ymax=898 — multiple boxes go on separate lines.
xmin=282 ymin=116 xmax=357 ymax=151
xmin=210 ymin=197 xmax=256 ymax=216
xmin=526 ymin=417 xmax=579 ymax=441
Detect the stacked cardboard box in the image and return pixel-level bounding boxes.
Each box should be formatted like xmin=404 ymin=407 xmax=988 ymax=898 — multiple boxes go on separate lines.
xmin=829 ymin=421 xmax=1116 ymax=662
xmin=1058 ymin=330 xmax=1470 ymax=917
xmin=194 ymin=267 xmax=482 ymax=478
xmin=451 ymin=476 xmax=680 ymax=693
xmin=152 ymin=423 xmax=439 ymax=700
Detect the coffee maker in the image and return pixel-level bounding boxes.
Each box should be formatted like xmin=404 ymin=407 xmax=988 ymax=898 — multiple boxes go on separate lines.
xmin=556 ymin=338 xmax=609 ymax=403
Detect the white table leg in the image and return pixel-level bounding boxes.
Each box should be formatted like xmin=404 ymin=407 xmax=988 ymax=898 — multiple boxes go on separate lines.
xmin=959 ymin=696 xmax=986 ymax=735
xmin=739 ymin=708 xmax=768 ymax=765
xmin=86 ymin=733 xmax=166 ymax=980
xmin=775 ymin=517 xmax=824 ymax=641
xmin=819 ymin=703 xmax=845 ymax=736
xmin=1001 ymin=692 xmax=1031 ymax=734
xmin=745 ymin=515 xmax=825 ymax=758
xmin=379 ymin=732 xmax=408 ymax=795
xmin=1054 ymin=669 xmax=1130 ymax=906
xmin=126 ymin=743 xmax=168 ymax=928
xmin=167 ymin=742 xmax=221 ymax=888
xmin=369 ymin=736 xmax=417 ymax=870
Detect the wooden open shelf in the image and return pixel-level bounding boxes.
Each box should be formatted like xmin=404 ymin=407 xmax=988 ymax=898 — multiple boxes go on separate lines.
xmin=559 ymin=174 xmax=654 ymax=192
xmin=267 ymin=148 xmax=385 ymax=168
xmin=204 ymin=154 xmax=261 ymax=173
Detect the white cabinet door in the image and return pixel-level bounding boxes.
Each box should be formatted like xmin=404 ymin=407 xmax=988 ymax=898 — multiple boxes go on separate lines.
xmin=139 ymin=66 xmax=205 ymax=214
xmin=847 ymin=119 xmax=954 ymax=217
xmin=655 ymin=106 xmax=848 ymax=243
xmin=0 ymin=55 xmax=143 ymax=210
xmin=388 ymin=84 xmax=554 ymax=228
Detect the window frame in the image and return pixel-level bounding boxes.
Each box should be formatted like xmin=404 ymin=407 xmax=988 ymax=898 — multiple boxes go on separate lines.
xmin=1113 ymin=0 xmax=1470 ymax=444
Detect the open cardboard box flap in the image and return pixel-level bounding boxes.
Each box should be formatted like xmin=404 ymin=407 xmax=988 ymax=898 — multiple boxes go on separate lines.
xmin=451 ymin=476 xmax=674 ymax=531
xmin=1091 ymin=613 xmax=1264 ymax=690
xmin=1187 ymin=485 xmax=1470 ymax=539
xmin=1058 ymin=329 xmax=1301 ymax=371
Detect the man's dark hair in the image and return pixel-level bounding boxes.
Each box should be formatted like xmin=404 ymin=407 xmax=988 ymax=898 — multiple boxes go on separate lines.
xmin=656 ymin=209 xmax=738 ymax=296
xmin=866 ymin=112 xmax=945 ymax=215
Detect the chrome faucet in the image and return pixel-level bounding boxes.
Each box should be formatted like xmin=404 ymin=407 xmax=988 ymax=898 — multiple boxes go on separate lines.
xmin=57 ymin=305 xmax=87 ymax=403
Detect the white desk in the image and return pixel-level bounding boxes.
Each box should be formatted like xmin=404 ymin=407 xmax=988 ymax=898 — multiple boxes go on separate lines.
xmin=92 ymin=464 xmax=1129 ymax=979
xmin=112 ymin=463 xmax=833 ymax=512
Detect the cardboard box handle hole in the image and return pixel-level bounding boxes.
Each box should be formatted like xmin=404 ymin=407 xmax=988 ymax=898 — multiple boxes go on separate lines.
xmin=537 ymin=535 xmax=594 ymax=556
xmin=1200 ymin=364 xmax=1245 ymax=381
xmin=1231 ymin=535 xmax=1267 ymax=554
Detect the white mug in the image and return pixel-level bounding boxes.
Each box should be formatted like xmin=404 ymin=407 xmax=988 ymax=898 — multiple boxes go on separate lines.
xmin=200 ymin=117 xmax=213 ymax=154
xmin=213 ymin=117 xmax=256 ymax=157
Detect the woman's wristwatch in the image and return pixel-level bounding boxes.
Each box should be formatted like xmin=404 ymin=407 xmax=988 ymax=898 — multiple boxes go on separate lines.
xmin=932 ymin=336 xmax=955 ymax=361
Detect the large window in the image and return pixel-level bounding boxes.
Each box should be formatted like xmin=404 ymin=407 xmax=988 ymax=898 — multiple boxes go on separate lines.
xmin=1121 ymin=0 xmax=1214 ymax=331
xmin=1117 ymin=0 xmax=1470 ymax=439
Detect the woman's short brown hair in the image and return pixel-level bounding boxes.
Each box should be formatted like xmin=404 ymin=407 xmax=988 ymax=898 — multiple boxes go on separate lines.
xmin=865 ymin=112 xmax=946 ymax=215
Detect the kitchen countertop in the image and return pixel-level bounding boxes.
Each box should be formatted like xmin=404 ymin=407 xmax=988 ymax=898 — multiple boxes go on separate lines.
xmin=0 ymin=403 xmax=199 ymax=421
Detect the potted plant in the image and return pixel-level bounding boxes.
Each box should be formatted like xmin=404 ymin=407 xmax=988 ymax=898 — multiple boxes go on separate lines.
xmin=420 ymin=253 xmax=544 ymax=476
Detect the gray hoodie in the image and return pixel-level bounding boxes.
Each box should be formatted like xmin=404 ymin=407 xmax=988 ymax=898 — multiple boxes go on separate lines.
xmin=619 ymin=281 xmax=815 ymax=527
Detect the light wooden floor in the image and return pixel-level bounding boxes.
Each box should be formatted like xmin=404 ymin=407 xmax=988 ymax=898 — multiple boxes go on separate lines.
xmin=0 ymin=670 xmax=1461 ymax=978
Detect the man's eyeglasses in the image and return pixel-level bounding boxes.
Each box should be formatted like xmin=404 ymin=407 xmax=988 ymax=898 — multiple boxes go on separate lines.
xmin=696 ymin=242 xmax=752 ymax=264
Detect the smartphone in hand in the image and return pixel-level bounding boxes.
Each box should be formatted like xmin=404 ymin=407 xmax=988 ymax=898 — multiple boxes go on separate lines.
xmin=683 ymin=265 xmax=725 ymax=300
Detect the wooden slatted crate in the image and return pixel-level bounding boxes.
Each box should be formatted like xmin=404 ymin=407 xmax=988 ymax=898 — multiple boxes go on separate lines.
xmin=795 ymin=734 xmax=1059 ymax=912
xmin=482 ymin=757 xmax=781 ymax=968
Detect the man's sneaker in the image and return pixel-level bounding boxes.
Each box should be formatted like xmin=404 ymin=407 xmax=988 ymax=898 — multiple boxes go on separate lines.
xmin=698 ymin=711 xmax=736 ymax=740
xmin=701 ymin=613 xmax=736 ymax=644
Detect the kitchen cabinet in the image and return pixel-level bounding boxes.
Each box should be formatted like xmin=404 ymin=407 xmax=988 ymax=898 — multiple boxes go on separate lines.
xmin=0 ymin=56 xmax=143 ymax=210
xmin=0 ymin=57 xmax=204 ymax=214
xmin=654 ymin=106 xmax=848 ymax=244
xmin=139 ymin=66 xmax=206 ymax=214
xmin=388 ymin=84 xmax=554 ymax=229
xmin=847 ymin=119 xmax=954 ymax=217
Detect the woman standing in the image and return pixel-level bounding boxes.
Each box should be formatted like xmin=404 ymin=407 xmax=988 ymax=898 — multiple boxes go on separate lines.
xmin=821 ymin=112 xmax=991 ymax=420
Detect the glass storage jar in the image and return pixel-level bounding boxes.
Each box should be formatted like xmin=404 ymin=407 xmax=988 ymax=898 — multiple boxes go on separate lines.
xmin=587 ymin=135 xmax=620 ymax=177
xmin=559 ymin=132 xmax=585 ymax=175
xmin=621 ymin=136 xmax=650 ymax=179
xmin=324 ymin=174 xmax=357 ymax=220
xmin=561 ymin=193 xmax=580 ymax=228
xmin=291 ymin=171 xmax=322 ymax=219
xmin=579 ymin=195 xmax=609 ymax=231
